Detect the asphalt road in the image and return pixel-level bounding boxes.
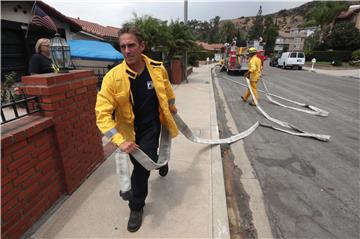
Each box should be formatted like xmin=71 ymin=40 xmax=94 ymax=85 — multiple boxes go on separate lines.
xmin=214 ymin=64 xmax=359 ymax=239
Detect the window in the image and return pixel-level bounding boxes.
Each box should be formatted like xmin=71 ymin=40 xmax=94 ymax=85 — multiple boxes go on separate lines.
xmin=298 ymin=52 xmax=305 ymax=58
xmin=290 ymin=52 xmax=297 ymax=58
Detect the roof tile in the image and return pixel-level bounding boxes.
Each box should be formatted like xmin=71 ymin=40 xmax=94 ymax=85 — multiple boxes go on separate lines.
xmin=69 ymin=17 xmax=120 ymax=39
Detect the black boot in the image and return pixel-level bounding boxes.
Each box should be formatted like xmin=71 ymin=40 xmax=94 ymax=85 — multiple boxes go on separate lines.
xmin=159 ymin=164 xmax=169 ymax=177
xmin=119 ymin=190 xmax=132 ymax=201
xmin=127 ymin=209 xmax=143 ymax=232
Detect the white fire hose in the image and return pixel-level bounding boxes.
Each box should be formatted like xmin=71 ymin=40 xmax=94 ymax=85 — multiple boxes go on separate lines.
xmin=220 ymin=74 xmax=329 ymax=117
xmin=116 ymin=113 xmax=259 ymax=198
xmin=244 ymin=77 xmax=330 ymax=142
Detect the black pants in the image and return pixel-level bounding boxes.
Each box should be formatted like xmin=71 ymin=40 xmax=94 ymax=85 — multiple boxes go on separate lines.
xmin=129 ymin=120 xmax=161 ymax=211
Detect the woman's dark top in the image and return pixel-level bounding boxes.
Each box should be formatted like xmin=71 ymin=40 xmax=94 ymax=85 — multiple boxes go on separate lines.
xmin=29 ymin=53 xmax=53 ymax=74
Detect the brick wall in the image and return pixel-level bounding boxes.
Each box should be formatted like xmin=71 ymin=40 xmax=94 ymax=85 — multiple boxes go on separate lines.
xmin=1 ymin=70 xmax=104 ymax=239
xmin=1 ymin=117 xmax=64 ymax=239
xmin=20 ymin=70 xmax=104 ymax=194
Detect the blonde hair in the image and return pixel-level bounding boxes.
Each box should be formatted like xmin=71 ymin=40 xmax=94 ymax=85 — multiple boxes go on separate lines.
xmin=35 ymin=38 xmax=50 ymax=53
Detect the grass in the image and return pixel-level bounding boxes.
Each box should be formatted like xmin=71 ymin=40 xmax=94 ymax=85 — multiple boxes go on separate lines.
xmin=304 ymin=61 xmax=358 ymax=69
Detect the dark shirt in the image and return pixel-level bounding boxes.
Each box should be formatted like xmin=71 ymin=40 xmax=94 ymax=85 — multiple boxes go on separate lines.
xmin=29 ymin=53 xmax=53 ymax=74
xmin=130 ymin=66 xmax=160 ymax=129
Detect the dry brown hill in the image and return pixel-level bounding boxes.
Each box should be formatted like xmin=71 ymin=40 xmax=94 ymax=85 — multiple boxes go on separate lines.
xmin=225 ymin=1 xmax=356 ymax=32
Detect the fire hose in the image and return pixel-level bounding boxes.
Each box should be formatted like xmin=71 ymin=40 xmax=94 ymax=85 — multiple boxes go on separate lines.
xmin=115 ymin=114 xmax=259 ymax=199
xmin=244 ymin=77 xmax=330 ymax=142
xmin=220 ymin=74 xmax=329 ymax=117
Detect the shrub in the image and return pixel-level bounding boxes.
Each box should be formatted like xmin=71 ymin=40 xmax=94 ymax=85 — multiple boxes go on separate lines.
xmin=1 ymin=72 xmax=17 ymax=103
xmin=306 ymin=50 xmax=352 ymax=62
xmin=331 ymin=60 xmax=342 ymax=66
xmin=351 ymin=49 xmax=360 ymax=61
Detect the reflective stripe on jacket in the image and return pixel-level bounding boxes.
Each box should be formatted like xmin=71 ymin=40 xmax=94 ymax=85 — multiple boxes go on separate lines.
xmin=95 ymin=54 xmax=179 ymax=146
xmin=248 ymin=55 xmax=262 ymax=82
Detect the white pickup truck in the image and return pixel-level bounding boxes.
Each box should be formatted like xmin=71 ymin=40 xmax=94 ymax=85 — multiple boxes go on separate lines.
xmin=277 ymin=51 xmax=305 ymax=70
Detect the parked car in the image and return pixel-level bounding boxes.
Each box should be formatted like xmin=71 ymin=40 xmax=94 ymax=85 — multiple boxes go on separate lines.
xmin=269 ymin=55 xmax=280 ymax=67
xmin=277 ymin=51 xmax=305 ymax=70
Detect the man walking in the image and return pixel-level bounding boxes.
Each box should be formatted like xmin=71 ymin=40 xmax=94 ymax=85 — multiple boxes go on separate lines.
xmin=95 ymin=24 xmax=179 ymax=232
xmin=241 ymin=47 xmax=262 ymax=106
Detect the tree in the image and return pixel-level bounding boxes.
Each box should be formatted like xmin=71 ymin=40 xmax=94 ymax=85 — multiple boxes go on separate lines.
xmin=324 ymin=21 xmax=360 ymax=51
xmin=219 ymin=20 xmax=237 ymax=43
xmin=301 ymin=1 xmax=350 ymax=52
xmin=131 ymin=14 xmax=170 ymax=55
xmin=248 ymin=5 xmax=264 ymax=40
xmin=125 ymin=15 xmax=195 ymax=60
xmin=235 ymin=27 xmax=246 ymax=47
xmin=303 ymin=31 xmax=321 ymax=55
xmin=262 ymin=16 xmax=278 ymax=55
xmin=167 ymin=20 xmax=195 ymax=58
xmin=208 ymin=16 xmax=221 ymax=43
xmin=304 ymin=1 xmax=348 ymax=27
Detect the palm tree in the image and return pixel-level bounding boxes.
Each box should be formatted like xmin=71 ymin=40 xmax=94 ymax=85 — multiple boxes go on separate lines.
xmin=166 ymin=20 xmax=195 ymax=59
xmin=125 ymin=15 xmax=195 ymax=60
xmin=132 ymin=14 xmax=169 ymax=56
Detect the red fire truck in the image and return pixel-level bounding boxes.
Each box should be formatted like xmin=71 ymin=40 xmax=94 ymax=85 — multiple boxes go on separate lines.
xmin=256 ymin=50 xmax=267 ymax=67
xmin=221 ymin=44 xmax=248 ymax=74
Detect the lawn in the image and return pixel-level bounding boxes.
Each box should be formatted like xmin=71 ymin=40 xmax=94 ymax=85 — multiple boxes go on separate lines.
xmin=304 ymin=61 xmax=359 ymax=69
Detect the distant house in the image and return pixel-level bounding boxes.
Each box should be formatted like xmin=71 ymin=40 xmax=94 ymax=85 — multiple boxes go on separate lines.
xmin=274 ymin=26 xmax=318 ymax=53
xmin=197 ymin=41 xmax=224 ymax=61
xmin=335 ymin=5 xmax=360 ymax=30
xmin=1 ymin=1 xmax=81 ymax=81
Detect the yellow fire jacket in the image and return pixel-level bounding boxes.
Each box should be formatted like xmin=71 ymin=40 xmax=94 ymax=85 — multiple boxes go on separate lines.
xmin=95 ymin=54 xmax=179 ymax=146
xmin=248 ymin=55 xmax=262 ymax=82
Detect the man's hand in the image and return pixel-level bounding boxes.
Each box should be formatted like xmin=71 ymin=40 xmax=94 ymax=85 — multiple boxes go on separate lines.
xmin=169 ymin=105 xmax=177 ymax=114
xmin=244 ymin=72 xmax=250 ymax=79
xmin=119 ymin=141 xmax=139 ymax=154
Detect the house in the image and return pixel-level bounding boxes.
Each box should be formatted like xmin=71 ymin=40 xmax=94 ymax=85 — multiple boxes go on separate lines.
xmin=335 ymin=5 xmax=360 ymax=30
xmin=68 ymin=17 xmax=120 ymax=47
xmin=197 ymin=41 xmax=224 ymax=61
xmin=1 ymin=1 xmax=82 ymax=81
xmin=274 ymin=27 xmax=318 ymax=53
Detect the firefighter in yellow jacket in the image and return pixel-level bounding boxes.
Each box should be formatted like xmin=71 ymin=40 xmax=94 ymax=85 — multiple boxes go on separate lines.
xmin=95 ymin=25 xmax=178 ymax=233
xmin=241 ymin=47 xmax=262 ymax=106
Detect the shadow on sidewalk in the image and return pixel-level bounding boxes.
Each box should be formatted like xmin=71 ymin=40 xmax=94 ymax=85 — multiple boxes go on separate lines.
xmin=146 ymin=145 xmax=211 ymax=229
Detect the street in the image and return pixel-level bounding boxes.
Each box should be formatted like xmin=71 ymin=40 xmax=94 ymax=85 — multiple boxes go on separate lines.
xmin=213 ymin=64 xmax=359 ymax=239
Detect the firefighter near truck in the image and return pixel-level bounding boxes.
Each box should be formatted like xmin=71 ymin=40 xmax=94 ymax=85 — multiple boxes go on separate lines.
xmin=220 ymin=39 xmax=266 ymax=75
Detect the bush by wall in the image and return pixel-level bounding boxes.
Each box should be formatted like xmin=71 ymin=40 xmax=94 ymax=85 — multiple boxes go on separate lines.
xmin=306 ymin=50 xmax=352 ymax=62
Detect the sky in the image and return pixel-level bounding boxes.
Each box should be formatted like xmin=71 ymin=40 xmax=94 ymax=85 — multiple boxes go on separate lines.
xmin=44 ymin=0 xmax=310 ymax=27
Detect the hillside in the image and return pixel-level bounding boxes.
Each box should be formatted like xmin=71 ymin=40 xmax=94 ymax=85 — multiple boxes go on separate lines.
xmin=225 ymin=1 xmax=355 ymax=32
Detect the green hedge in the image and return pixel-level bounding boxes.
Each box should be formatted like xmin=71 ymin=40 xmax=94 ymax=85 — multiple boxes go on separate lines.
xmin=306 ymin=51 xmax=352 ymax=62
xmin=351 ymin=49 xmax=360 ymax=60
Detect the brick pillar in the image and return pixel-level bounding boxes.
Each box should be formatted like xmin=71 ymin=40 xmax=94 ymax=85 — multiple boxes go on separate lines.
xmin=20 ymin=70 xmax=104 ymax=194
xmin=171 ymin=59 xmax=183 ymax=84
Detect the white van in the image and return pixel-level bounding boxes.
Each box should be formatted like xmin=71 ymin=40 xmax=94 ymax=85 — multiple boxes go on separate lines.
xmin=277 ymin=52 xmax=305 ymax=70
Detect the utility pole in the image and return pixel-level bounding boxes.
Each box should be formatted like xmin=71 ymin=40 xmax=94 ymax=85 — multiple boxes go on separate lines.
xmin=184 ymin=0 xmax=188 ymax=83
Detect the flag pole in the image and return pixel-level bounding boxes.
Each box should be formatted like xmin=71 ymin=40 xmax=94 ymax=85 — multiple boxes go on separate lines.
xmin=25 ymin=1 xmax=37 ymax=39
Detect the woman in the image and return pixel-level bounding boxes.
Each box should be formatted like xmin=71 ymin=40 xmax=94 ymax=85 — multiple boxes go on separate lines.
xmin=29 ymin=38 xmax=53 ymax=74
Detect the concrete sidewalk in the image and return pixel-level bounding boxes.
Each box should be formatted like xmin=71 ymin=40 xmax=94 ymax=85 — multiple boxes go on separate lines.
xmin=31 ymin=64 xmax=230 ymax=238
xmin=303 ymin=66 xmax=360 ymax=79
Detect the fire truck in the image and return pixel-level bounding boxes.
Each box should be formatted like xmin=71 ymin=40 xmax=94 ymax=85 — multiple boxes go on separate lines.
xmin=221 ymin=43 xmax=248 ymax=74
xmin=220 ymin=39 xmax=267 ymax=74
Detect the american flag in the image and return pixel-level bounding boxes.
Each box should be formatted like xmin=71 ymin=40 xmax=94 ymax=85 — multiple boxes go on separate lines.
xmin=31 ymin=4 xmax=57 ymax=32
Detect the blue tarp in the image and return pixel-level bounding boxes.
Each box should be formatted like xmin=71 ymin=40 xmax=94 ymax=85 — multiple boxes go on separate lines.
xmin=69 ymin=40 xmax=123 ymax=61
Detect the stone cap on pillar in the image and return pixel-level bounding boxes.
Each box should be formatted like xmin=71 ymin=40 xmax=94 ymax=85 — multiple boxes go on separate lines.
xmin=20 ymin=70 xmax=98 ymax=96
